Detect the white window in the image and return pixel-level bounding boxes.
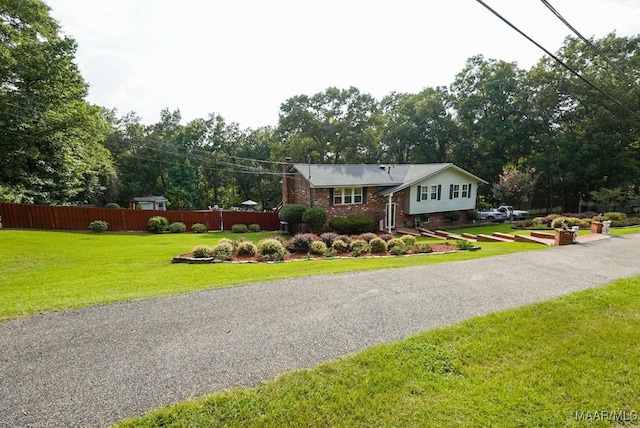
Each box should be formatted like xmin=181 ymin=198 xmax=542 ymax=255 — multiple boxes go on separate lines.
xmin=430 ymin=185 xmax=438 ymax=200
xmin=461 ymin=184 xmax=469 ymax=198
xmin=453 ymin=184 xmax=460 ymax=199
xmin=421 ymin=186 xmax=429 ymax=201
xmin=333 ymin=187 xmax=363 ymax=205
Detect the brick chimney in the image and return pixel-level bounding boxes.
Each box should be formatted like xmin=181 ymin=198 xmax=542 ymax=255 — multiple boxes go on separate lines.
xmin=282 ymin=157 xmax=293 ymax=205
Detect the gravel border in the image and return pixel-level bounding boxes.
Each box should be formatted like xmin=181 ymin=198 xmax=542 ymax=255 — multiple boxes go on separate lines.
xmin=1 ymin=234 xmax=639 ymax=427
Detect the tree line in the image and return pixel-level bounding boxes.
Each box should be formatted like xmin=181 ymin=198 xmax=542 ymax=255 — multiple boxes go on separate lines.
xmin=2 ymin=1 xmax=639 ymax=213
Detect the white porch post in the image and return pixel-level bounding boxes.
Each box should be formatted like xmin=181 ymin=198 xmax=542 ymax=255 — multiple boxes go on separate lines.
xmin=387 ymin=193 xmax=393 ymax=234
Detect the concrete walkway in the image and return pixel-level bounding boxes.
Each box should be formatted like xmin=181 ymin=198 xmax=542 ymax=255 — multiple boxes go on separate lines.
xmin=1 ymin=234 xmax=639 ymax=427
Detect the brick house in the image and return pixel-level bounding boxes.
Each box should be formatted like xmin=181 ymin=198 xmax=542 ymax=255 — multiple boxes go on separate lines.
xmin=282 ymin=160 xmax=487 ymax=231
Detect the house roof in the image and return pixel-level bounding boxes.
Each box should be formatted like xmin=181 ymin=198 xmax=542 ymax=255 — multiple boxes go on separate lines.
xmin=131 ymin=196 xmax=168 ymax=203
xmin=290 ymin=163 xmax=487 ymax=195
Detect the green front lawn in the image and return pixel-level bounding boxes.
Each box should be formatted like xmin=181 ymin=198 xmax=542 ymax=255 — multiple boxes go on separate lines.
xmin=0 ymin=229 xmax=545 ymax=321
xmin=117 ymin=276 xmax=640 ymax=427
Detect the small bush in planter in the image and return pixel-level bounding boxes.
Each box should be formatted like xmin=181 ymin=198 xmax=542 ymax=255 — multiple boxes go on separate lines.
xmin=89 ymin=220 xmax=108 ymax=233
xmin=331 ymin=239 xmax=349 ymax=254
xmin=212 ymin=242 xmax=235 ymax=261
xmin=309 ymin=240 xmax=327 ymax=255
xmin=349 ymin=239 xmax=369 ymax=257
xmin=148 ymin=216 xmax=169 ymax=233
xmin=168 ymin=222 xmax=186 ymax=233
xmin=386 ymin=238 xmax=406 ymax=252
xmin=369 ymin=237 xmax=387 ymax=253
xmin=236 ymin=241 xmax=258 ymax=257
xmin=287 ymin=233 xmax=319 ymax=254
xmin=257 ymin=238 xmax=286 ymax=261
xmin=191 ymin=223 xmax=207 ymax=233
xmin=400 ymin=234 xmax=416 ymax=246
xmin=231 ymin=223 xmax=248 ymax=233
xmin=192 ymin=245 xmax=214 ymax=258
xmin=248 ymin=223 xmax=261 ymax=232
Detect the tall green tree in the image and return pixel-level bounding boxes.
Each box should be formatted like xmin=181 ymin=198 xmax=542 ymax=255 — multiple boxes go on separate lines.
xmin=0 ymin=0 xmax=115 ymax=204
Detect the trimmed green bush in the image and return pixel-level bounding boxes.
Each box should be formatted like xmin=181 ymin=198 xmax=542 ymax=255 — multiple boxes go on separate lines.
xmin=192 ymin=245 xmax=214 ymax=258
xmin=369 ymin=237 xmax=387 ymax=253
xmin=400 ymin=234 xmax=416 ymax=246
xmin=147 ymin=216 xmax=169 ymax=233
xmin=168 ymin=222 xmax=186 ymax=233
xmin=302 ymin=207 xmax=328 ymax=234
xmin=551 ymin=217 xmax=590 ymax=229
xmin=257 ymin=238 xmax=286 ymax=261
xmin=236 ymin=241 xmax=258 ymax=257
xmin=88 ymin=220 xmax=108 ymax=233
xmin=412 ymin=243 xmax=433 ymax=254
xmin=386 ymin=238 xmax=406 ymax=252
xmin=218 ymin=238 xmax=236 ymax=249
xmin=191 ymin=223 xmax=207 ymax=233
xmin=212 ymin=242 xmax=235 ymax=261
xmin=359 ymin=232 xmax=378 ymax=243
xmin=309 ymin=240 xmax=328 ymax=255
xmin=349 ymin=239 xmax=369 ymax=257
xmin=104 ymin=202 xmax=120 ymax=209
xmin=603 ymin=212 xmax=628 ymax=227
xmin=329 ymin=215 xmax=373 ymax=234
xmin=331 ymin=239 xmax=349 ymax=254
xmin=278 ymin=204 xmax=306 ymax=234
xmin=454 ymin=239 xmax=474 ymax=250
xmin=389 ymin=245 xmax=408 ymax=256
xmin=231 ymin=223 xmax=248 ymax=233
xmin=248 ymin=223 xmax=261 ymax=232
xmin=445 ymin=211 xmax=462 ymax=222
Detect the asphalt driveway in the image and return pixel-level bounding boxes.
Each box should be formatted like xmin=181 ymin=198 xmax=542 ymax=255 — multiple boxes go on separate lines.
xmin=1 ymin=234 xmax=640 ymax=427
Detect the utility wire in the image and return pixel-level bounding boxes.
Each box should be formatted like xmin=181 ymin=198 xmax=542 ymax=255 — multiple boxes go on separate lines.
xmin=476 ymin=0 xmax=640 ymax=121
xmin=540 ymin=0 xmax=637 ymax=87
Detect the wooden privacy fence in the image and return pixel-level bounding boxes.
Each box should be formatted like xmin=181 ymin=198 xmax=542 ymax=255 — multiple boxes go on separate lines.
xmin=0 ymin=203 xmax=281 ymax=232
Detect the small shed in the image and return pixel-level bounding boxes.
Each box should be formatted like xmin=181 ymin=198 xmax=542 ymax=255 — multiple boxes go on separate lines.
xmin=129 ymin=196 xmax=168 ymax=210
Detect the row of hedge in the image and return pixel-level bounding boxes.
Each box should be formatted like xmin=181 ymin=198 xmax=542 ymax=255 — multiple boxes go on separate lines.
xmin=518 ymin=212 xmax=640 ymax=229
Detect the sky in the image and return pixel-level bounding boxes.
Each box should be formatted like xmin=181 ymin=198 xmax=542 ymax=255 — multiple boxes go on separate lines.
xmin=45 ymin=0 xmax=640 ymax=130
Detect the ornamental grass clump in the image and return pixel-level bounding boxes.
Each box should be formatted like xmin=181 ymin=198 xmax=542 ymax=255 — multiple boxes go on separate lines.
xmin=413 ymin=243 xmax=433 ymax=254
xmin=386 ymin=238 xmax=406 ymax=252
xmin=331 ymin=239 xmax=349 ymax=254
xmin=212 ymin=242 xmax=235 ymax=261
xmin=349 ymin=239 xmax=369 ymax=257
xmin=257 ymin=238 xmax=286 ymax=261
xmin=369 ymin=237 xmax=387 ymax=253
xmin=400 ymin=234 xmax=417 ymax=246
xmin=192 ymin=245 xmax=214 ymax=258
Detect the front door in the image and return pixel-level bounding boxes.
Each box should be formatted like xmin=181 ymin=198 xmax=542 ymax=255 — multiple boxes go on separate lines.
xmin=385 ymin=202 xmax=397 ymax=231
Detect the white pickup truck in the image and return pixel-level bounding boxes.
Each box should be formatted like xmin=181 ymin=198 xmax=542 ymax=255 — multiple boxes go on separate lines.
xmin=476 ymin=208 xmax=507 ymax=222
xmin=496 ymin=205 xmax=529 ymax=221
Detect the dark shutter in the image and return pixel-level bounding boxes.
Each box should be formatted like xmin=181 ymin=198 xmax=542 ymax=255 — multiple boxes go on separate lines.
xmin=437 ymin=185 xmax=441 ymax=200
xmin=468 ymin=183 xmax=472 ymax=198
xmin=362 ymin=187 xmax=368 ymax=203
xmin=449 ymin=184 xmax=453 ymax=199
xmin=329 ymin=188 xmax=334 ymax=206
xmin=416 ymin=185 xmax=421 ymax=202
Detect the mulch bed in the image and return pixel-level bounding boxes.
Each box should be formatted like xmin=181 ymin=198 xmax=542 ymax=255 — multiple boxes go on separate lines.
xmin=172 ymin=243 xmax=461 ymax=264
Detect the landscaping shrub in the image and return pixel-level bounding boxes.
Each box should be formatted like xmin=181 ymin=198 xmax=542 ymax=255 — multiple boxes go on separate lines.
xmin=218 ymin=238 xmax=236 ymax=249
xmin=379 ymin=233 xmax=394 ymax=242
xmin=603 ymin=212 xmax=628 ymax=227
xmin=320 ymin=232 xmax=339 ymax=247
xmin=386 ymin=238 xmax=406 ymax=252
xmin=168 ymin=222 xmax=186 ymax=233
xmin=278 ymin=204 xmax=305 ymax=234
xmin=360 ymin=232 xmax=378 ymax=243
xmin=309 ymin=240 xmax=328 ymax=255
xmin=212 ymin=242 xmax=235 ymax=261
xmin=88 ymin=220 xmax=108 ymax=233
xmin=104 ymin=202 xmax=120 ymax=209
xmin=335 ymin=235 xmax=351 ymax=245
xmin=445 ymin=211 xmax=461 ymax=222
xmin=532 ymin=214 xmax=560 ymax=227
xmin=302 ymin=207 xmax=328 ymax=234
xmin=389 ymin=245 xmax=407 ymax=256
xmin=369 ymin=237 xmax=387 ymax=253
xmin=192 ymin=245 xmax=214 ymax=258
xmin=455 ymin=239 xmax=474 ymax=250
xmin=148 ymin=216 xmax=169 ymax=233
xmin=412 ymin=243 xmax=433 ymax=253
xmin=248 ymin=223 xmax=261 ymax=232
xmin=236 ymin=241 xmax=258 ymax=257
xmin=331 ymin=239 xmax=349 ymax=253
xmin=257 ymin=238 xmax=286 ymax=261
xmin=400 ymin=234 xmax=416 ymax=246
xmin=349 ymin=239 xmax=370 ymax=257
xmin=191 ymin=223 xmax=207 ymax=233
xmin=231 ymin=223 xmax=248 ymax=233
xmin=329 ymin=215 xmax=372 ymax=234
xmin=551 ymin=217 xmax=590 ymax=229
xmin=328 ymin=217 xmax=350 ymax=234
xmin=287 ymin=233 xmax=319 ymax=254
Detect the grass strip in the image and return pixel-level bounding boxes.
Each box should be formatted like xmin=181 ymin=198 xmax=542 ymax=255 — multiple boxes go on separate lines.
xmin=0 ymin=228 xmax=544 ymax=321
xmin=116 ymin=276 xmax=640 ymax=427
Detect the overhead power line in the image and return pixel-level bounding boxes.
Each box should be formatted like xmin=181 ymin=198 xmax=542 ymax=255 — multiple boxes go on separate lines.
xmin=475 ymin=0 xmax=640 ymax=121
xmin=540 ymin=0 xmax=637 ymax=88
